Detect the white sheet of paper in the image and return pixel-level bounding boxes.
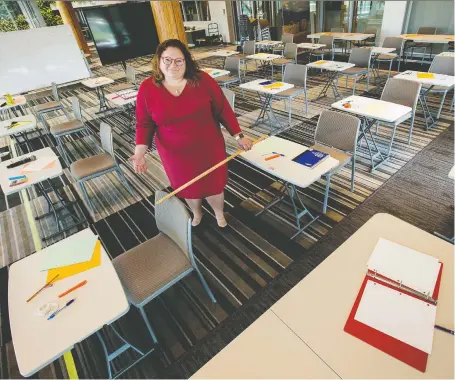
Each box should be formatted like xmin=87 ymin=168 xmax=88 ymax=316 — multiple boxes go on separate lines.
xmin=355 ymin=280 xmax=436 ymax=354
xmin=367 ymin=238 xmax=441 ymax=295
xmin=41 ymin=233 xmax=99 ymax=271
xmin=22 ymin=156 xmax=57 ymax=172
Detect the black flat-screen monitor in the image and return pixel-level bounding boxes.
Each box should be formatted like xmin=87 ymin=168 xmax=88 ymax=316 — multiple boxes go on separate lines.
xmin=83 ymin=2 xmax=159 ymax=65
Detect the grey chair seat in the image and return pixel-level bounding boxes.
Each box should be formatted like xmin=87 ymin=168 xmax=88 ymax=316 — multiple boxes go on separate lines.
xmin=376 ymin=54 xmax=397 ymax=61
xmin=312 ymin=49 xmax=331 ymax=55
xmin=272 ymin=58 xmax=294 ymax=65
xmin=215 ymin=75 xmax=239 ymax=84
xmin=50 ymin=119 xmax=84 ymax=136
xmin=110 ymin=83 xmax=135 ymax=92
xmin=311 ymin=143 xmax=352 ymax=171
xmin=70 ymin=153 xmax=115 ymax=180
xmin=274 ymin=87 xmax=305 ymax=97
xmin=35 ymin=101 xmax=61 ymax=113
xmin=342 ymin=67 xmax=368 ymax=75
xmin=113 ymin=233 xmax=192 ymax=306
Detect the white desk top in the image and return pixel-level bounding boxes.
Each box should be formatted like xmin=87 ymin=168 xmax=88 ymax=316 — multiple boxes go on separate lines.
xmin=246 ymin=53 xmax=283 ymax=61
xmin=297 ymin=43 xmax=327 ymax=50
xmin=200 ymin=68 xmax=231 ymax=78
xmin=394 ymin=71 xmax=455 ymax=88
xmin=307 ymin=60 xmax=355 ymax=72
xmin=211 ymin=50 xmax=239 ymax=57
xmin=240 ymin=136 xmax=339 ymax=188
xmin=449 ymin=166 xmax=455 ymax=180
xmin=437 ymin=52 xmax=455 ymax=57
xmin=363 ymin=46 xmax=396 ymax=55
xmin=0 ymin=95 xmax=27 ymax=112
xmin=308 ymin=32 xmax=375 ymax=41
xmin=105 ymin=89 xmax=138 ymax=106
xmin=0 ymin=115 xmax=37 ymax=138
xmin=0 ymin=147 xmax=62 ymax=197
xmin=255 ymin=40 xmax=282 ymax=46
xmin=239 ymin=79 xmax=294 ymax=95
xmin=400 ymin=34 xmax=455 ymax=44
xmin=271 ymin=213 xmax=454 ymax=379
xmin=191 ymin=310 xmax=339 ymax=379
xmin=331 ymin=95 xmax=412 ymax=124
xmin=9 ymin=228 xmax=129 ymax=377
xmin=81 ymin=76 xmax=114 ymax=88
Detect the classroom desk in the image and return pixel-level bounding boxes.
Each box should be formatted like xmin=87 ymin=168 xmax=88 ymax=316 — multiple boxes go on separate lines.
xmin=331 ymin=95 xmax=412 ymax=172
xmin=308 ymin=32 xmax=375 ymax=42
xmin=0 ymin=115 xmax=37 ymax=152
xmin=246 ymin=53 xmax=283 ymax=78
xmin=0 ymin=95 xmax=27 ymax=121
xmin=191 ymin=310 xmax=340 ymax=379
xmin=210 ymin=50 xmax=239 ymax=57
xmin=200 ymin=67 xmax=231 ymax=78
xmin=105 ymin=89 xmax=138 ymax=139
xmin=81 ymin=76 xmax=114 ymax=114
xmin=255 ymin=40 xmax=283 ymax=52
xmin=394 ymin=70 xmax=455 ymax=129
xmin=271 ymin=213 xmax=454 ymax=379
xmin=9 ymin=228 xmax=151 ymax=379
xmin=240 ymin=136 xmax=339 ymax=239
xmin=239 ymin=79 xmax=294 ymax=131
xmin=307 ymin=60 xmax=355 ymax=102
xmin=297 ymin=43 xmax=327 ymax=63
xmin=400 ymin=34 xmax=454 ymax=44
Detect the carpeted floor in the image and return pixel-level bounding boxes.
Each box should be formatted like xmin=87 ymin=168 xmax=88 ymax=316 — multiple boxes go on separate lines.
xmin=0 ymin=44 xmax=453 ymax=379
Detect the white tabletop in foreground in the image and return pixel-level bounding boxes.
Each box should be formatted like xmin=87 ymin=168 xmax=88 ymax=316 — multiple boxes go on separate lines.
xmin=240 ymin=79 xmax=294 ymax=95
xmin=449 ymin=166 xmax=455 ymax=180
xmin=437 ymin=52 xmax=455 ymax=57
xmin=0 ymin=147 xmax=62 ymax=196
xmin=191 ymin=310 xmax=339 ymax=379
xmin=331 ymin=95 xmax=412 ymax=124
xmin=211 ymin=50 xmax=239 ymax=57
xmin=307 ymin=60 xmax=355 ymax=72
xmin=297 ymin=43 xmax=327 ymax=50
xmin=81 ymin=76 xmax=114 ymax=88
xmin=240 ymin=136 xmax=339 ymax=188
xmin=270 ymin=213 xmax=454 ymax=379
xmin=246 ymin=53 xmax=283 ymax=61
xmin=200 ymin=68 xmax=231 ymax=78
xmin=9 ymin=228 xmax=130 ymax=377
xmin=308 ymin=32 xmax=374 ymax=41
xmin=0 ymin=115 xmax=37 ymax=138
xmin=0 ymin=95 xmax=27 ymax=112
xmin=394 ymin=71 xmax=455 ymax=88
xmin=105 ymin=89 xmax=138 ymax=106
xmin=400 ymin=34 xmax=455 ymax=44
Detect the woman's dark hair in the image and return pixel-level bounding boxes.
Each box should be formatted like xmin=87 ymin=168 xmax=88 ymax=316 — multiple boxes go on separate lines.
xmin=151 ymin=39 xmax=201 ymax=86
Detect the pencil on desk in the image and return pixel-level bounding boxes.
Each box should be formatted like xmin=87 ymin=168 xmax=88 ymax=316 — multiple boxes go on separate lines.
xmin=26 ymin=274 xmax=59 ymax=302
xmin=58 ymin=280 xmax=87 ymax=298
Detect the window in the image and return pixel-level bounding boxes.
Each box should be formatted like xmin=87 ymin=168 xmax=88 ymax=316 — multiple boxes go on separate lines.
xmin=180 ymin=1 xmax=210 ymax=22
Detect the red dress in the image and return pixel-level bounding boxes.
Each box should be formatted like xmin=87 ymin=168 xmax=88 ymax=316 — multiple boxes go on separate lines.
xmin=135 ymin=72 xmax=242 ymax=199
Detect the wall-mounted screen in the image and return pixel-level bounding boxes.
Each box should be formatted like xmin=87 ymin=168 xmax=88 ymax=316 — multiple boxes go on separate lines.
xmin=83 ymin=2 xmax=159 ymax=65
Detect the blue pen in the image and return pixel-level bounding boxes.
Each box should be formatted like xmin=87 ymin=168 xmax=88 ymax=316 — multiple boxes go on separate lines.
xmin=9 ymin=175 xmax=26 ymax=181
xmin=48 ymin=298 xmax=76 ymax=320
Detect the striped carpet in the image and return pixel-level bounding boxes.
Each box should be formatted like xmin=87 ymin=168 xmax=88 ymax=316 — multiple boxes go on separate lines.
xmin=0 ymin=45 xmax=453 ymax=378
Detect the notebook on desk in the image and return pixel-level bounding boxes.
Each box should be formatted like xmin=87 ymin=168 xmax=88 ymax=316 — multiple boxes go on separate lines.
xmin=292 ymin=149 xmax=329 ymax=169
xmin=344 ymin=238 xmax=443 ymax=372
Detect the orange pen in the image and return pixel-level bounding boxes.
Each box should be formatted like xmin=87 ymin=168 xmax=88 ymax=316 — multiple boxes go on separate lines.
xmin=58 ymin=280 xmax=87 ymax=298
xmin=265 ymin=154 xmax=281 ymax=161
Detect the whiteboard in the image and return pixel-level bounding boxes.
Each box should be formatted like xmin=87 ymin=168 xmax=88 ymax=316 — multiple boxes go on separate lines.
xmin=0 ymin=25 xmax=91 ymax=95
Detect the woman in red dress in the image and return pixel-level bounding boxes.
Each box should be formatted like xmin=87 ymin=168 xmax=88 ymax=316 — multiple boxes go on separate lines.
xmin=130 ymin=39 xmax=252 ymax=227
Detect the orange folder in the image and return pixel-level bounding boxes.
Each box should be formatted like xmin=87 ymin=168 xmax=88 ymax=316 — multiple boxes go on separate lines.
xmin=46 ymin=240 xmax=101 ymax=282
xmin=21 ymin=160 xmax=56 ymax=174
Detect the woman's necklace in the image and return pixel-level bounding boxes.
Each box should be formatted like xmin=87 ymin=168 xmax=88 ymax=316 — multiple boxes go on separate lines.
xmin=166 ymin=79 xmax=186 ymax=96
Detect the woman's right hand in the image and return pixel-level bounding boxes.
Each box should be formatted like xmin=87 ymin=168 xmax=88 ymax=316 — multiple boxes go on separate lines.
xmin=130 ymin=145 xmax=148 ymax=173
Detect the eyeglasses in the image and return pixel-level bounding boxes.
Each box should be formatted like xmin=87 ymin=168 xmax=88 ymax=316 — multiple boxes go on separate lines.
xmin=161 ymin=57 xmax=185 ymax=66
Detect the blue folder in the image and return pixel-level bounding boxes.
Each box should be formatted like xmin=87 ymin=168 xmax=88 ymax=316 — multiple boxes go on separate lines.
xmin=292 ymin=149 xmax=329 ymax=169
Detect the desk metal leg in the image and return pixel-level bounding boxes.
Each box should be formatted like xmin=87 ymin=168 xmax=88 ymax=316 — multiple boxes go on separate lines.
xmin=95 ymin=87 xmax=112 ymax=114
xmin=419 ymin=88 xmax=437 ymax=130
xmin=311 ymin=71 xmax=341 ymax=103
xmin=358 ymin=118 xmax=389 ymax=172
xmin=118 ymin=104 xmax=136 ymax=141
xmin=255 ymin=181 xmax=319 ymax=240
xmin=96 ymin=324 xmax=156 ymax=379
xmin=253 ymin=93 xmax=284 ymax=133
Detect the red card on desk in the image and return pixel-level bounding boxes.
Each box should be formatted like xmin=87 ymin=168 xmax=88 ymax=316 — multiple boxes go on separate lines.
xmin=344 ymin=264 xmax=443 ymax=372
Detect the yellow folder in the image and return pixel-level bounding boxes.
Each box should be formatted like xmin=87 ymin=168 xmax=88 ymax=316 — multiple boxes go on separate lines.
xmin=417 ymin=72 xmax=435 ymax=79
xmin=264 ymin=82 xmax=284 ymax=89
xmin=315 ymin=60 xmax=327 ymax=65
xmin=46 ymin=240 xmax=101 ymax=282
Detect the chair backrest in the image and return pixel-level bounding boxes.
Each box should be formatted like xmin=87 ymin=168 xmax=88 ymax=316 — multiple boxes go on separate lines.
xmin=319 ymin=35 xmax=334 ymax=49
xmin=282 ymin=33 xmax=294 ymax=44
xmin=283 ymin=63 xmax=307 ymax=88
xmin=125 ymin=66 xmax=136 ymax=86
xmin=331 ymin=27 xmax=344 ymax=33
xmin=364 ymin=27 xmax=377 ymax=36
xmin=381 ymin=78 xmax=421 ymax=111
xmin=429 ymin=55 xmax=455 ymax=76
xmin=155 ymin=190 xmax=191 ymax=259
xmin=221 ymin=87 xmax=235 ymax=111
xmin=224 ymin=57 xmax=240 ymax=77
xmin=70 ymin=97 xmax=83 ymax=121
xmin=51 ymin=82 xmax=59 ymax=101
xmin=417 ymin=26 xmax=437 ymax=35
xmin=382 ymin=37 xmax=404 ymax=54
xmin=283 ymin=43 xmax=298 ymax=59
xmin=314 ymin=110 xmax=360 ymax=153
xmin=100 ymin=122 xmax=114 ymax=157
xmin=348 ymin=47 xmax=372 ymax=68
xmin=243 ymin=40 xmax=256 ymax=55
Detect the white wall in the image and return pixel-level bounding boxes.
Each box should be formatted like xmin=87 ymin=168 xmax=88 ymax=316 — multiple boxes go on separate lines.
xmin=379 ymin=1 xmax=407 ymax=45
xmin=208 ymin=1 xmax=231 ymax=43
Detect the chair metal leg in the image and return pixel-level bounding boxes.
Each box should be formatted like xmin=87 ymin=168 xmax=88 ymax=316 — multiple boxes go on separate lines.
xmin=346 ymin=76 xmax=348 ymax=89
xmin=352 ymin=77 xmax=357 ymax=95
xmin=388 ymin=60 xmax=393 ymax=79
xmin=288 ymin=99 xmax=292 ymax=125
xmin=322 ymin=174 xmax=331 ymax=214
xmin=55 ymin=135 xmax=71 ymax=166
xmin=397 ymin=56 xmax=401 ymax=73
xmin=375 ymin=121 xmax=380 ymax=135
xmin=115 ymin=167 xmax=135 ymax=197
xmin=138 ymin=306 xmax=158 ymax=343
xmin=61 ymin=107 xmax=71 ymax=121
xmin=451 ymin=93 xmax=455 ymax=111
xmin=420 ymin=47 xmax=427 ymax=64
xmin=366 ymin=69 xmax=370 ymax=91
xmin=304 ymin=91 xmax=308 ymax=115
xmin=350 ymin=158 xmax=355 ymax=192
xmin=79 ymin=181 xmax=95 ymax=213
xmin=408 ymin=113 xmax=416 ymax=144
xmin=194 ymin=266 xmax=217 ymax=303
xmin=436 ymin=91 xmax=448 ymax=119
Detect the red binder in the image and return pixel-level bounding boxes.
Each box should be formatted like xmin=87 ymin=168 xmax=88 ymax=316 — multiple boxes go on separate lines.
xmin=344 ymin=264 xmax=443 ymax=372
